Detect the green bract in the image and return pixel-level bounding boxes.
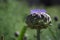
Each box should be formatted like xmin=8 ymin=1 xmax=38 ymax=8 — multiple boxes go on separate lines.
xmin=25 ymin=14 xmax=49 ymax=29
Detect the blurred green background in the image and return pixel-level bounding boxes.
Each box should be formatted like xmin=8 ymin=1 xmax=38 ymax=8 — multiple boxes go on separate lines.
xmin=0 ymin=0 xmax=60 ymax=40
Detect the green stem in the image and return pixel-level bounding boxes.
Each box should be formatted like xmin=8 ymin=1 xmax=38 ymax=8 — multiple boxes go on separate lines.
xmin=18 ymin=26 xmax=27 ymax=40
xmin=37 ymin=29 xmax=40 ymax=40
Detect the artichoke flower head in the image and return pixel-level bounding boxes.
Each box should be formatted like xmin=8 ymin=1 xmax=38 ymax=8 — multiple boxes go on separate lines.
xmin=25 ymin=9 xmax=51 ymax=29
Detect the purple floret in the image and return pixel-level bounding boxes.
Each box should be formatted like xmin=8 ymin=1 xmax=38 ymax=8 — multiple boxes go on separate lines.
xmin=30 ymin=9 xmax=46 ymax=14
xmin=30 ymin=9 xmax=40 ymax=14
xmin=40 ymin=9 xmax=47 ymax=12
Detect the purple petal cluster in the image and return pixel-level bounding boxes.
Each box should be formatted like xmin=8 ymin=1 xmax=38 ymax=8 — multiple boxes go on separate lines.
xmin=30 ymin=9 xmax=47 ymax=14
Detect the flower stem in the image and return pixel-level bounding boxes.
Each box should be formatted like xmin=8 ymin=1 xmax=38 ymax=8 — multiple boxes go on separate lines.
xmin=37 ymin=29 xmax=40 ymax=40
xmin=18 ymin=26 xmax=27 ymax=40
